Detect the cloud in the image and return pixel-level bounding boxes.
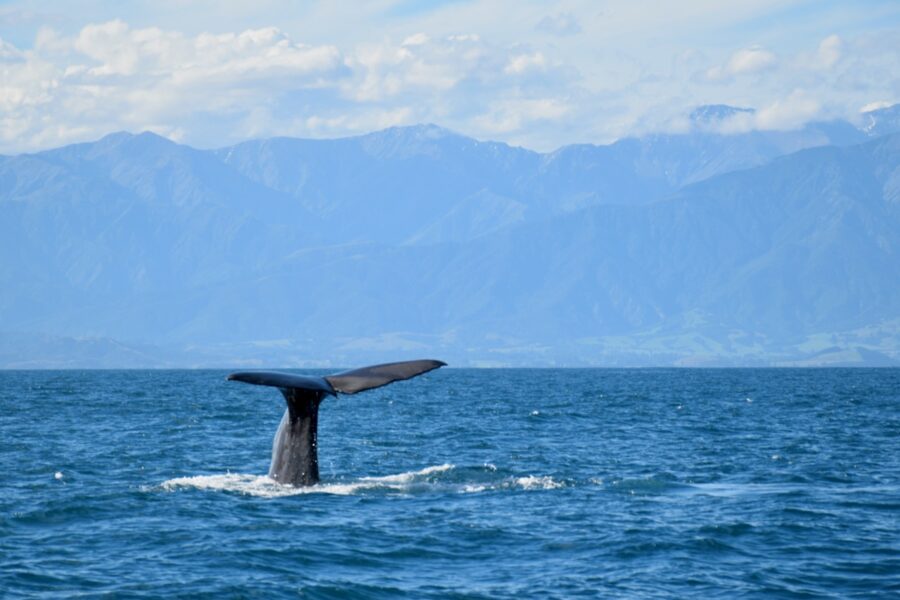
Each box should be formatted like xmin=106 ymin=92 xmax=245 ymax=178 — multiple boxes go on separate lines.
xmin=474 ymin=97 xmax=570 ymax=135
xmin=816 ymin=34 xmax=842 ymax=69
xmin=345 ymin=34 xmax=486 ymax=102
xmin=402 ymin=32 xmax=430 ymax=46
xmin=708 ymin=91 xmax=822 ymax=133
xmin=535 ymin=12 xmax=581 ymax=36
xmin=0 ymin=36 xmax=23 ymax=61
xmin=0 ymin=8 xmax=898 ymax=154
xmin=0 ymin=21 xmax=348 ymax=152
xmin=504 ymin=51 xmax=547 ymax=75
xmin=707 ymin=46 xmax=777 ymax=80
xmin=860 ymin=100 xmax=893 ymax=113
xmin=0 ymin=20 xmax=582 ymax=152
xmin=755 ymin=91 xmax=821 ymax=130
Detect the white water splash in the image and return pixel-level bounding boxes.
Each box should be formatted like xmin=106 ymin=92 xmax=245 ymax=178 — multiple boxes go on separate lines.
xmin=357 ymin=463 xmax=453 ymax=484
xmin=513 ymin=475 xmax=565 ymax=490
xmin=159 ymin=464 xmax=565 ymax=498
xmin=160 ymin=464 xmax=454 ymax=498
xmin=161 ymin=474 xmax=303 ymax=497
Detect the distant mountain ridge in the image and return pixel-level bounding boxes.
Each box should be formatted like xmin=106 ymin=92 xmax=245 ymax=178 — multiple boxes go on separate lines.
xmin=2 ymin=105 xmax=900 ymax=366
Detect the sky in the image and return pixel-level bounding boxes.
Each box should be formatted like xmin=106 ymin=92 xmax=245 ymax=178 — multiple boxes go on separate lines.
xmin=1 ymin=0 xmax=899 ymax=154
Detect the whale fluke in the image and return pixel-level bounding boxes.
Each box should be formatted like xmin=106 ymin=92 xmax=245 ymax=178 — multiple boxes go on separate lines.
xmin=325 ymin=359 xmax=446 ymax=394
xmin=226 ymin=371 xmax=335 ymax=393
xmin=227 ymin=359 xmax=446 ymax=486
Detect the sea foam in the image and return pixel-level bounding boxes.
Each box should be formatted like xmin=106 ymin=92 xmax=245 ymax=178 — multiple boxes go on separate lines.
xmin=159 ymin=464 xmax=564 ymax=498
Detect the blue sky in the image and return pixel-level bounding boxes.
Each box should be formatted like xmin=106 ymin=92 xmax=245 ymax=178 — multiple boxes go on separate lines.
xmin=1 ymin=0 xmax=898 ymax=153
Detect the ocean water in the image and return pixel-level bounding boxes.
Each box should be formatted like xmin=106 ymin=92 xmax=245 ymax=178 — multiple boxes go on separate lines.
xmin=1 ymin=368 xmax=898 ymax=598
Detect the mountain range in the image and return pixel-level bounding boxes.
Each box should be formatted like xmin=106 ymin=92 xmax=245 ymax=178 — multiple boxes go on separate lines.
xmin=2 ymin=104 xmax=899 ymax=367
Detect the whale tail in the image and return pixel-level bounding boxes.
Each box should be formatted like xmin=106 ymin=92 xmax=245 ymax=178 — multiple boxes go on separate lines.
xmin=227 ymin=359 xmax=446 ymax=486
xmin=226 ymin=359 xmax=446 ymax=395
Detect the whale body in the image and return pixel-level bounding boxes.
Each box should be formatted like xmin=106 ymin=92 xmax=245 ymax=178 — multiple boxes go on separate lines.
xmin=227 ymin=359 xmax=446 ymax=486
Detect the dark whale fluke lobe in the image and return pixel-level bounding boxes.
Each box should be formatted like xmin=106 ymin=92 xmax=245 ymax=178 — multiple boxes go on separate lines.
xmin=227 ymin=360 xmax=446 ymax=487
xmin=324 ymin=359 xmax=447 ymax=394
xmin=226 ymin=371 xmax=336 ymax=394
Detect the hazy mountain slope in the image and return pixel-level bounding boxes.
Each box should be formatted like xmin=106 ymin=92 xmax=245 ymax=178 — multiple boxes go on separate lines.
xmin=10 ymin=133 xmax=895 ymax=352
xmin=0 ymin=132 xmax=322 ymax=329
xmin=1 ymin=115 xmax=898 ymax=365
xmin=215 ymin=112 xmax=864 ymax=245
xmin=216 ymin=125 xmax=541 ymax=245
xmin=177 ymin=134 xmax=900 ymax=350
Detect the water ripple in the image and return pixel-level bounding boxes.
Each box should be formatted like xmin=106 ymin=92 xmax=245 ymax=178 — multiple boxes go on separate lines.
xmin=1 ymin=368 xmax=898 ymax=598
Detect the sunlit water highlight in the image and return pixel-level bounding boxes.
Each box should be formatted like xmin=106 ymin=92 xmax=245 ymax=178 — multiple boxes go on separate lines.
xmin=1 ymin=369 xmax=898 ymax=598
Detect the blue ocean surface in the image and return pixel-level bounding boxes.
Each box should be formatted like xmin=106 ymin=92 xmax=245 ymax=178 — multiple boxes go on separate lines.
xmin=1 ymin=368 xmax=898 ymax=598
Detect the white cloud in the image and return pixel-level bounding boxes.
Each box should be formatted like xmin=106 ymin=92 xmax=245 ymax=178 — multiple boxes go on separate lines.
xmin=0 ymin=5 xmax=898 ymax=154
xmin=346 ymin=36 xmax=476 ymax=102
xmin=860 ymin=100 xmax=892 ymax=113
xmin=701 ymin=92 xmax=822 ymax=134
xmin=707 ymin=46 xmax=777 ymax=80
xmin=402 ymin=33 xmax=429 ymax=46
xmin=755 ymin=91 xmax=821 ymax=130
xmin=474 ymin=97 xmax=570 ymax=135
xmin=0 ymin=20 xmax=586 ymax=152
xmin=504 ymin=52 xmax=547 ymax=75
xmin=0 ymin=21 xmax=348 ymax=152
xmin=816 ymin=34 xmax=842 ymax=69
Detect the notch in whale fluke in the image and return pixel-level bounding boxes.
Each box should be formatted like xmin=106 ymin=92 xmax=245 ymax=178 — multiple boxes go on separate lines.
xmin=226 ymin=359 xmax=447 ymax=486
